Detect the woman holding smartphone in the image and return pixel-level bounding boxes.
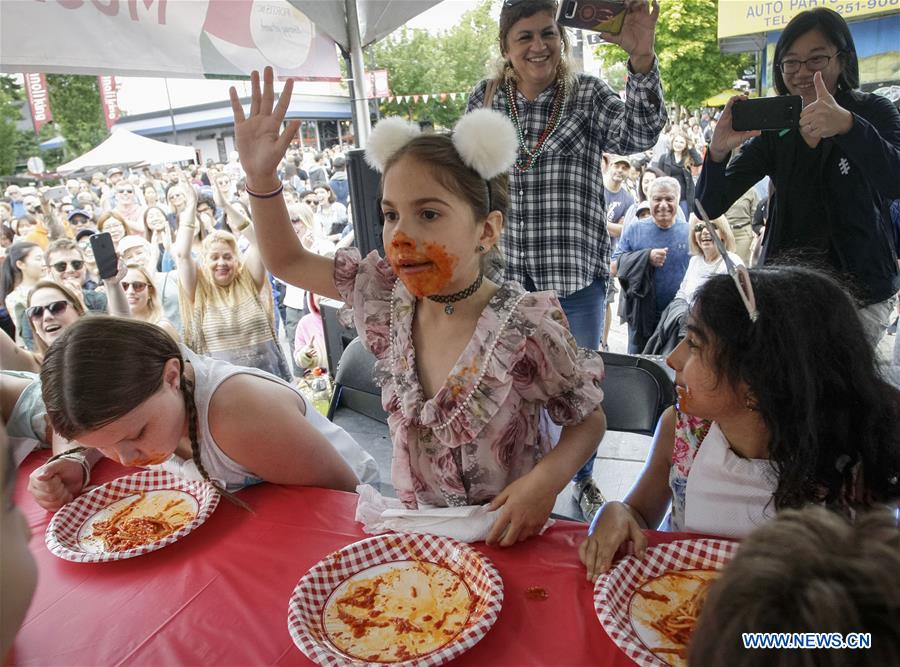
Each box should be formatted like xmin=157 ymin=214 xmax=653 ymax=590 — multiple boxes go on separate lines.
xmin=696 ymin=8 xmax=900 ymax=345
xmin=466 ymin=0 xmax=665 ymax=521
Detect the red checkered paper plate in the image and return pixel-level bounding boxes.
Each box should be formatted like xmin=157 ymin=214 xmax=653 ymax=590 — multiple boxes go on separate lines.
xmin=288 ymin=533 xmax=503 ymax=666
xmin=595 ymin=538 xmax=739 ymax=667
xmin=46 ymin=469 xmax=219 ymax=563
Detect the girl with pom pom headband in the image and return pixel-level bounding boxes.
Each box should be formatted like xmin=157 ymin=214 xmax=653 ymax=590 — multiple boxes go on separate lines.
xmin=229 ymin=67 xmax=607 ymax=548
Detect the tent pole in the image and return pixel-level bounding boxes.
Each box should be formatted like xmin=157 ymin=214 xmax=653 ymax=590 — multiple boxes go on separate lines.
xmin=345 ymin=0 xmax=370 ymax=147
xmin=163 ymin=78 xmax=178 ymax=144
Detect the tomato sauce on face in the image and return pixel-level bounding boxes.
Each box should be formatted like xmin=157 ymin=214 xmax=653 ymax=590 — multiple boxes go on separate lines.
xmin=386 ymin=232 xmax=458 ymax=298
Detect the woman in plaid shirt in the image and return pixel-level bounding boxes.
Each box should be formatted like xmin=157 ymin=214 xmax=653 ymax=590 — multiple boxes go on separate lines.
xmin=468 ymin=0 xmax=667 ymax=519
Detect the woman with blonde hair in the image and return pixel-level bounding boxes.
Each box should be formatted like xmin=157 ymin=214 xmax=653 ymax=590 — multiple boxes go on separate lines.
xmin=174 ymin=181 xmax=291 ymax=380
xmin=122 ymin=264 xmax=179 ymax=341
xmin=675 ymin=214 xmax=744 ymax=305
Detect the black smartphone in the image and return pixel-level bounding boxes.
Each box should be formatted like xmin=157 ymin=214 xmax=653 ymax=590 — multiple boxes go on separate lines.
xmin=44 ymin=185 xmax=68 ymax=201
xmin=731 ymin=96 xmax=802 ymax=131
xmin=556 ymin=0 xmax=626 ymax=35
xmin=90 ymin=232 xmax=119 ymax=280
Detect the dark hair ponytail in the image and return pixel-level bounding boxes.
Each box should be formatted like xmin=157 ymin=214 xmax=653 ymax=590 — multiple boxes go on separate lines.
xmin=0 ymin=241 xmax=40 ymax=302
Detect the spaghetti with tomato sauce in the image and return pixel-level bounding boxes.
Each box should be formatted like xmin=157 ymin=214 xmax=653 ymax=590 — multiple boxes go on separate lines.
xmin=89 ymin=493 xmax=195 ymax=552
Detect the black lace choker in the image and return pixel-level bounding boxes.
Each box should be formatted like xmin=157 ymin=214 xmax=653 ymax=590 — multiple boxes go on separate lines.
xmin=426 ymin=271 xmax=484 ymax=315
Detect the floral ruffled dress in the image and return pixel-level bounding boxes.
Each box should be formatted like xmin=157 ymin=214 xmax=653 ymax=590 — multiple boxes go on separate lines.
xmin=334 ymin=249 xmax=606 ymax=508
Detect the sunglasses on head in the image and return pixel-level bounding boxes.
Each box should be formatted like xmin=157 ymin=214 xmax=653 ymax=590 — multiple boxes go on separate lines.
xmin=122 ymin=280 xmax=148 ymax=293
xmin=26 ymin=300 xmax=70 ymax=321
xmin=52 ymin=260 xmax=84 ymax=272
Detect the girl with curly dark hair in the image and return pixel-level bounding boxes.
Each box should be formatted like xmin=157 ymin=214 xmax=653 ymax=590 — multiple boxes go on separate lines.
xmin=580 ymin=265 xmax=900 ymax=579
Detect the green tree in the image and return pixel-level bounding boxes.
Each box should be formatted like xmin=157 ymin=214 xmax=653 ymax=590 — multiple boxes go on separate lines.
xmin=0 ymin=76 xmax=26 ymax=176
xmin=370 ymin=0 xmax=499 ymax=127
xmin=45 ymin=74 xmax=108 ymax=157
xmin=594 ymin=0 xmax=751 ymax=109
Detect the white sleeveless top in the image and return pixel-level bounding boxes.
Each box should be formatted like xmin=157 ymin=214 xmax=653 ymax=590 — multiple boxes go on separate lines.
xmin=683 ymin=422 xmax=778 ymax=538
xmin=153 ymin=347 xmax=379 ymax=491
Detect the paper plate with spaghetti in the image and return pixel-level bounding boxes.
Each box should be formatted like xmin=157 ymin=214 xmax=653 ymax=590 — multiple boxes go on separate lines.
xmin=594 ymin=538 xmax=739 ymax=667
xmin=46 ymin=469 xmax=219 ymax=562
xmin=288 ymin=533 xmax=503 ymax=666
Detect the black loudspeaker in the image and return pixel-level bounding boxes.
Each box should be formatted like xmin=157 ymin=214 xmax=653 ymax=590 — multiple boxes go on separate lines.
xmin=346 ymin=148 xmax=384 ymax=258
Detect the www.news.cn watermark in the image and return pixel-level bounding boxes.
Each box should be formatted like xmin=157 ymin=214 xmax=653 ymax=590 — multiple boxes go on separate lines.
xmin=742 ymin=633 xmax=872 ymax=650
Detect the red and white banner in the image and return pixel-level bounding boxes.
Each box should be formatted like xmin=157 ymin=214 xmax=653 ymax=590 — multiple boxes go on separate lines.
xmin=98 ymin=76 xmax=121 ymax=130
xmin=24 ymin=72 xmax=53 ymax=135
xmin=1 ymin=0 xmax=340 ymax=80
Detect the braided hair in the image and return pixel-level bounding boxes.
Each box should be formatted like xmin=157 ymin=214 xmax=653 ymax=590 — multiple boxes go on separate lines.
xmin=41 ymin=316 xmax=251 ymax=510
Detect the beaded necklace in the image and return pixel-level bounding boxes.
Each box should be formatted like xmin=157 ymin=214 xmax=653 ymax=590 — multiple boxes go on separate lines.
xmin=504 ymin=76 xmax=567 ymax=172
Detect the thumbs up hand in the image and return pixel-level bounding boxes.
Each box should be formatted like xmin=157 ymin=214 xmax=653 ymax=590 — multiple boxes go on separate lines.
xmin=799 ymin=72 xmax=854 ymax=139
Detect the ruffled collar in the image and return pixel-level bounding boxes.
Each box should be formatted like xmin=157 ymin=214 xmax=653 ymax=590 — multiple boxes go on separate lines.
xmin=385 ymin=279 xmax=528 ymax=431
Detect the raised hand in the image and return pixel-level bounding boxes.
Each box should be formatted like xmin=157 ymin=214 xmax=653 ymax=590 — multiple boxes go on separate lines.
xmin=601 ymin=0 xmax=659 ymax=62
xmin=708 ymin=95 xmax=762 ymax=163
xmin=230 ymin=67 xmax=301 ymax=190
xmin=799 ymin=71 xmax=854 ymax=140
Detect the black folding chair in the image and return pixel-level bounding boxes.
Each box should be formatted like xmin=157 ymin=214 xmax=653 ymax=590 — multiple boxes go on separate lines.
xmin=598 ymin=352 xmax=676 ymax=435
xmin=553 ymin=352 xmax=676 ymax=521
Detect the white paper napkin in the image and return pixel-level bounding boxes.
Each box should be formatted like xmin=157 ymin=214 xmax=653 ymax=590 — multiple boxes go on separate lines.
xmin=355 ymin=484 xmax=554 ymax=543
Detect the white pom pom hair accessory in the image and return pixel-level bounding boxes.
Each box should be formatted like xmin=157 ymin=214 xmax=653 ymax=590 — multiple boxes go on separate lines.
xmin=452 ymin=109 xmax=518 ymax=180
xmin=363 ymin=110 xmax=518 ymax=181
xmin=364 ymin=117 xmax=422 ymax=172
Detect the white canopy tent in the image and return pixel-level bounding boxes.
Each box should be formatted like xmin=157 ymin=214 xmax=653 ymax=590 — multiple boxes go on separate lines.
xmin=287 ymin=1 xmax=441 ymax=144
xmin=1 ymin=0 xmax=442 ymax=148
xmin=56 ymin=129 xmax=196 ymax=175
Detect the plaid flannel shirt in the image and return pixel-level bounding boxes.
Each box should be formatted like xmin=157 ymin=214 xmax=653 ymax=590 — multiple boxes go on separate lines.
xmin=467 ymin=67 xmax=667 ymax=296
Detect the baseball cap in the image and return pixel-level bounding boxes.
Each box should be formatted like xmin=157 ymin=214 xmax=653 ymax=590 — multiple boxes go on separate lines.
xmin=67 ymin=208 xmax=91 ymax=221
xmin=107 ymin=166 xmax=123 ymax=177
xmin=75 ymin=228 xmax=97 ymax=242
xmin=605 ymin=153 xmax=631 ymax=166
xmin=117 ymin=235 xmax=150 ymax=255
xmin=635 ymin=201 xmax=651 ymax=215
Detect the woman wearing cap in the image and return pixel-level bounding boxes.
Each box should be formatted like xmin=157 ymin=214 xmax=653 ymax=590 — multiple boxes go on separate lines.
xmin=467 ymin=0 xmax=666 ymax=521
xmin=173 ymin=177 xmax=292 ymax=381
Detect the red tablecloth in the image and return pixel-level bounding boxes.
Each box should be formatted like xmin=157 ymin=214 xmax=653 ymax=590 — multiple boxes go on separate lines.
xmin=11 ymin=452 xmax=690 ymax=667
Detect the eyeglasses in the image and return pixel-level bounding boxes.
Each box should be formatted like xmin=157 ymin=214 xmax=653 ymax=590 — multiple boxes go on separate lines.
xmin=117 ymin=188 xmax=134 ymax=194
xmin=778 ymin=52 xmax=842 ymax=74
xmin=51 ymin=260 xmax=84 ymax=272
xmin=26 ymin=300 xmax=70 ymax=321
xmin=122 ymin=281 xmax=148 ymax=293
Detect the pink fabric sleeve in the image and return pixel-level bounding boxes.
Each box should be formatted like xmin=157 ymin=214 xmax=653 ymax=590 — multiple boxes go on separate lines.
xmin=512 ymin=295 xmax=606 ymax=426
xmin=332 ymin=248 xmax=398 ymax=360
